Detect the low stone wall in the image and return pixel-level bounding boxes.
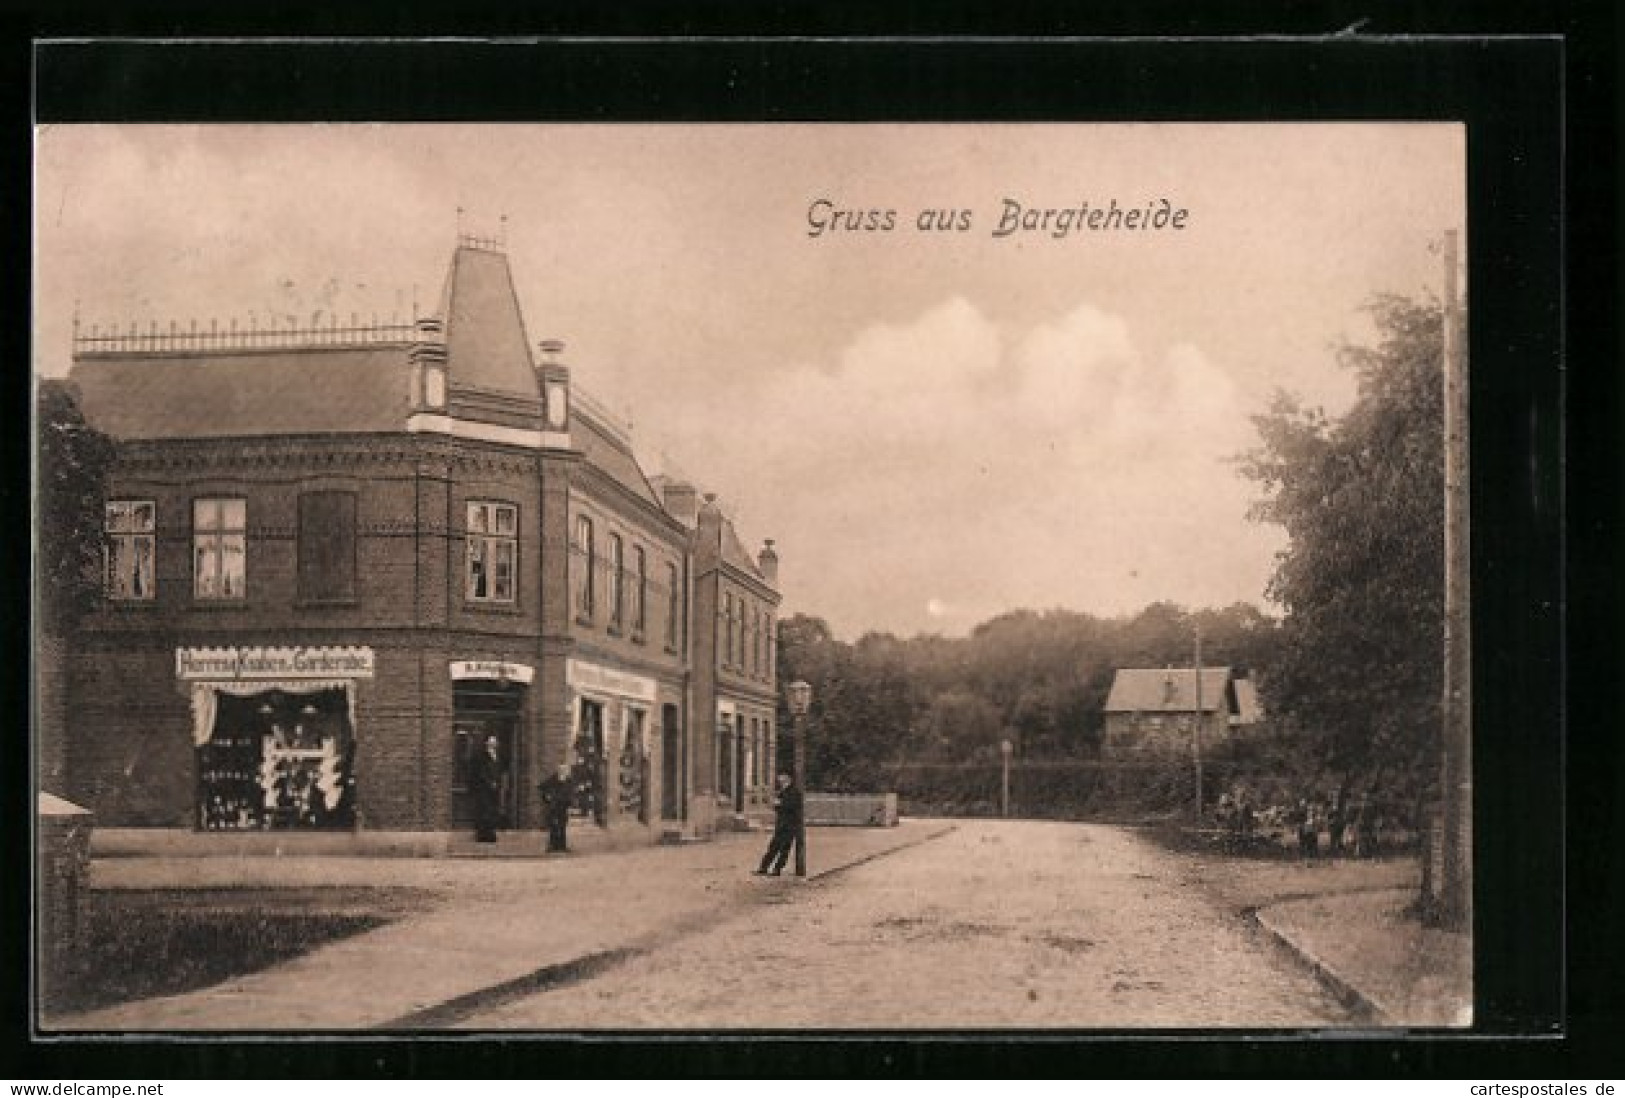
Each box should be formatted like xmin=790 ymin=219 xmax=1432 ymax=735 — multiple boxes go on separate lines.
xmin=38 ymin=793 xmax=94 ymax=999
xmin=805 ymin=792 xmax=899 ymax=827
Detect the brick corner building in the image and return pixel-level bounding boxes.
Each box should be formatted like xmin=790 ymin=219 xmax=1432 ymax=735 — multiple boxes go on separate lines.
xmin=54 ymin=236 xmax=781 ymax=849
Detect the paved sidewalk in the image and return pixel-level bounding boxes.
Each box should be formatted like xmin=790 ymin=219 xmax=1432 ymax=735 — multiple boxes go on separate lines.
xmin=44 ymin=821 xmax=954 ymax=1033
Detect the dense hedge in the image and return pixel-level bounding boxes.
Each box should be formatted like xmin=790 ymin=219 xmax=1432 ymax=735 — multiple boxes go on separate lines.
xmin=890 ymin=758 xmax=1247 ymax=822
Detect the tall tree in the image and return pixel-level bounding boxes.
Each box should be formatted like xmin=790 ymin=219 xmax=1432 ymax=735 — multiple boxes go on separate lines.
xmin=1239 ymin=294 xmax=1445 ymax=801
xmin=36 ymin=381 xmax=116 ymax=794
xmin=37 ymin=381 xmax=116 ymax=632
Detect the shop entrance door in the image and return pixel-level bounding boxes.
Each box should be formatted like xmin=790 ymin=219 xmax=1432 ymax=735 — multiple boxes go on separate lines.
xmin=733 ymin=714 xmax=746 ymax=814
xmin=660 ymin=704 xmax=681 ymax=820
xmin=452 ymin=715 xmax=518 ymax=830
xmin=451 ymin=681 xmax=525 ymax=830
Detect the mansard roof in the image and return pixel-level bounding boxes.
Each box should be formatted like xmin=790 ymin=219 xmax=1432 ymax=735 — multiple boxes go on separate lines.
xmin=66 ymin=245 xmax=697 ymax=534
xmin=574 ymin=404 xmax=663 ymax=510
xmin=69 ymin=346 xmax=411 ymax=440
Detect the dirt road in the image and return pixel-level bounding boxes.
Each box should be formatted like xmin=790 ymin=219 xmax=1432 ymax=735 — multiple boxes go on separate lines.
xmin=462 ymin=819 xmax=1351 ymax=1029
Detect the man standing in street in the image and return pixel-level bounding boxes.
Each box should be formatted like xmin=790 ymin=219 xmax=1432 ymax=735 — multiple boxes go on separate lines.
xmin=538 ymin=763 xmax=575 ymax=853
xmin=754 ymin=772 xmax=802 ymax=876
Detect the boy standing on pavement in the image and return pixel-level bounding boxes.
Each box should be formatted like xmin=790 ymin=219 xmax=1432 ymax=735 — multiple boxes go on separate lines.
xmin=538 ymin=763 xmax=575 ymax=853
xmin=754 ymin=772 xmax=803 ymax=876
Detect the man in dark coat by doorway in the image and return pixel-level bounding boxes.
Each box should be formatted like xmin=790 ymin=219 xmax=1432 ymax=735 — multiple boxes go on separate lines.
xmin=538 ymin=763 xmax=575 ymax=853
xmin=754 ymin=772 xmax=803 ymax=876
xmin=471 ymin=734 xmax=503 ymax=843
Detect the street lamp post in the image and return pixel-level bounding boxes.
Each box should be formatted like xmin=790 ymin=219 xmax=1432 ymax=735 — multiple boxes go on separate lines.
xmin=787 ymin=680 xmax=812 ymax=878
xmin=1193 ymin=623 xmax=1205 ymax=822
xmin=1000 ymin=738 xmax=1012 ymax=818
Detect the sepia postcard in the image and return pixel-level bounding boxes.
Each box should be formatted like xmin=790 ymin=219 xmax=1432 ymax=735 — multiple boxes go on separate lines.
xmin=33 ymin=119 xmax=1479 ymax=1036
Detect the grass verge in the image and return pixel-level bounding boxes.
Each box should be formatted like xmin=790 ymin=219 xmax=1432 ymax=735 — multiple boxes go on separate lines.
xmin=1139 ymin=825 xmax=1469 ymax=1026
xmin=42 ymin=887 xmax=435 ymax=1017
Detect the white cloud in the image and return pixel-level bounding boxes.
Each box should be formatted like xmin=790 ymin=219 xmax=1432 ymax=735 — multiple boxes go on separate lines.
xmin=1011 ymin=303 xmax=1137 ymax=430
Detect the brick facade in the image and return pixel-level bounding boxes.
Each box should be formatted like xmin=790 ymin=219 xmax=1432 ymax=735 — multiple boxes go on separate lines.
xmin=689 ymin=495 xmax=782 ymax=834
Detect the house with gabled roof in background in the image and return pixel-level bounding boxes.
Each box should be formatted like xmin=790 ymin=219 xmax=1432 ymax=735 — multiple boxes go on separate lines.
xmin=52 ymin=230 xmax=779 ymax=850
xmin=1102 ymin=666 xmax=1263 ymax=753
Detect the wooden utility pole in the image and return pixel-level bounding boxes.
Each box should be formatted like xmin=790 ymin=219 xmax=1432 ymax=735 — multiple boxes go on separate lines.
xmin=1000 ymin=738 xmax=1012 ymax=818
xmin=1438 ymin=228 xmax=1473 ymax=930
xmin=793 ymin=711 xmax=807 ymax=877
xmin=1193 ymin=623 xmax=1205 ymax=820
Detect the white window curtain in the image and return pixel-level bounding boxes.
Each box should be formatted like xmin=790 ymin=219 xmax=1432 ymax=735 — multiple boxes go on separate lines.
xmin=189 ymin=680 xmax=356 ymax=746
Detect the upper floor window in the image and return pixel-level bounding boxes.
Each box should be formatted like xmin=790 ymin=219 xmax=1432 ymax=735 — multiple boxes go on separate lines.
xmin=766 ymin=614 xmax=775 ymax=677
xmin=298 ymin=491 xmax=358 ymax=603
xmin=633 ymin=546 xmax=647 ymax=637
xmin=665 ymin=561 xmax=680 ymax=650
xmin=466 ymin=501 xmax=517 ymax=603
xmin=193 ymin=498 xmax=246 ymax=600
xmin=105 ymin=500 xmax=155 ymax=601
xmin=724 ymin=593 xmax=735 ymax=667
xmin=573 ymin=515 xmax=595 ymax=620
xmin=608 ymin=533 xmax=625 ymax=630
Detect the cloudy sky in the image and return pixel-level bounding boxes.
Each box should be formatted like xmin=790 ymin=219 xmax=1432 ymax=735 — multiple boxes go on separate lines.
xmin=34 ymin=124 xmax=1463 ymax=640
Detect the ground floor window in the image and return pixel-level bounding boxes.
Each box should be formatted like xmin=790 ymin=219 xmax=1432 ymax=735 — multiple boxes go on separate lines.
xmin=196 ymin=686 xmax=354 ymax=831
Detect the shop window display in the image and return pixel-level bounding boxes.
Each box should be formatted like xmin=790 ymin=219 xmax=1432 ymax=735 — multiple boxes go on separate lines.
xmin=572 ymin=700 xmax=607 ymax=826
xmin=618 ymin=707 xmax=646 ymax=820
xmin=197 ymin=688 xmax=355 ymax=830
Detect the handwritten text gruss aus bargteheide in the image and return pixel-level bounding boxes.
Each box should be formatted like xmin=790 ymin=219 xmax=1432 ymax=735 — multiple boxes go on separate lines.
xmin=806 ymin=197 xmax=1191 ymax=240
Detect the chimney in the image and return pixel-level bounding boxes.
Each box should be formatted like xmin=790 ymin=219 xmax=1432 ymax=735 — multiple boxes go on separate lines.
xmin=757 ymin=539 xmax=779 ymax=586
xmin=697 ymin=492 xmax=724 ymax=543
xmin=662 ymin=481 xmax=699 ymax=529
xmin=536 ymin=339 xmax=571 ymax=432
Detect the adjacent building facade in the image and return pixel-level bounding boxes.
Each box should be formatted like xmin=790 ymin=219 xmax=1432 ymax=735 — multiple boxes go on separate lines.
xmin=53 ymin=237 xmax=779 ymax=844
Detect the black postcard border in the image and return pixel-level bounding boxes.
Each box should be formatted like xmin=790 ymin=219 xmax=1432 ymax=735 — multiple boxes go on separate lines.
xmin=11 ymin=30 xmax=1603 ymax=1079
